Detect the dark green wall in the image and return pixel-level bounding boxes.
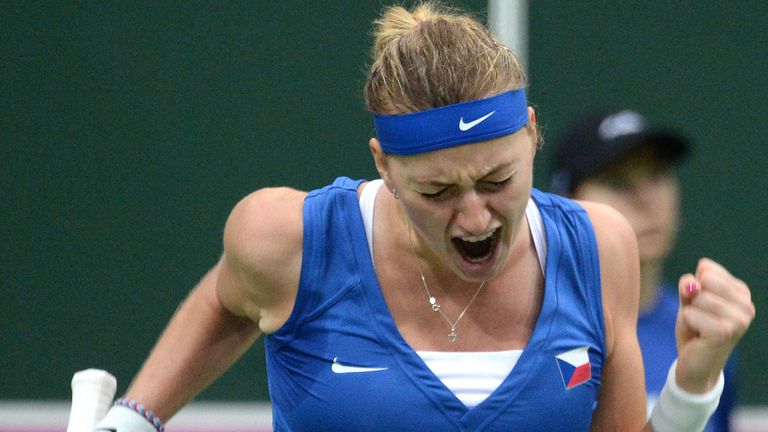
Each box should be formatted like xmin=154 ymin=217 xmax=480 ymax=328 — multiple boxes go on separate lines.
xmin=2 ymin=1 xmax=765 ymax=405
xmin=0 ymin=0 xmax=484 ymax=401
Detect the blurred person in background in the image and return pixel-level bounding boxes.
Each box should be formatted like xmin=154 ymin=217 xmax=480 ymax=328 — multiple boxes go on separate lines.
xmin=550 ymin=109 xmax=738 ymax=432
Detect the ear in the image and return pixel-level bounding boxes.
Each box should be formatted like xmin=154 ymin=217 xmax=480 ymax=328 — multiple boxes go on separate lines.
xmin=527 ymin=106 xmax=538 ymax=156
xmin=369 ymin=138 xmax=395 ymax=192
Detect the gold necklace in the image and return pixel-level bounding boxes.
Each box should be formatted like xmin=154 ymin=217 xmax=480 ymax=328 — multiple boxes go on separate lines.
xmin=405 ymin=218 xmax=486 ymax=342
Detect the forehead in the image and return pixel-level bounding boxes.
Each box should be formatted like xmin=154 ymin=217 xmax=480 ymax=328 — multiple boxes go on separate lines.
xmin=600 ymin=146 xmax=672 ymax=177
xmin=392 ymin=131 xmax=531 ymax=181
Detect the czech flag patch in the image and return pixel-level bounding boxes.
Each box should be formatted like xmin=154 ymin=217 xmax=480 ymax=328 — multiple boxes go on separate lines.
xmin=556 ymin=346 xmax=592 ymax=390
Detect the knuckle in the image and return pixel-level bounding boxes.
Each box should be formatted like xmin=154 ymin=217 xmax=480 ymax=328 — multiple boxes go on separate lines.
xmin=741 ymin=308 xmax=756 ymax=327
xmin=719 ymin=322 xmax=736 ymax=343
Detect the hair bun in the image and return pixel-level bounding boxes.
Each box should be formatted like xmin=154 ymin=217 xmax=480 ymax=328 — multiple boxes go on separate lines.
xmin=365 ymin=2 xmax=526 ymax=116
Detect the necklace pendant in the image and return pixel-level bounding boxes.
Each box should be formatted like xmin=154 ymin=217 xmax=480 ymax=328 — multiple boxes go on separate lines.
xmin=429 ymin=297 xmax=441 ymax=312
xmin=448 ymin=329 xmax=457 ymax=342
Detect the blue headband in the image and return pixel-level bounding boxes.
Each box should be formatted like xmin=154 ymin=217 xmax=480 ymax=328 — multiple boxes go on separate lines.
xmin=373 ymin=89 xmax=528 ymax=155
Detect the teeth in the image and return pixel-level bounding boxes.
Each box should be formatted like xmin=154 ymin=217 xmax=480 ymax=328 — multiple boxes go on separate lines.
xmin=461 ymin=231 xmax=494 ymax=243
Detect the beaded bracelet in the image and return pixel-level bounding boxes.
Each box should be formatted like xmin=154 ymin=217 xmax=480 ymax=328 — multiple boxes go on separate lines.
xmin=114 ymin=398 xmax=166 ymax=432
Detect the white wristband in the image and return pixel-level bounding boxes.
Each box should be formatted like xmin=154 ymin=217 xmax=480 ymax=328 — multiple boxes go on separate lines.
xmin=650 ymin=359 xmax=724 ymax=432
xmin=93 ymin=406 xmax=158 ymax=432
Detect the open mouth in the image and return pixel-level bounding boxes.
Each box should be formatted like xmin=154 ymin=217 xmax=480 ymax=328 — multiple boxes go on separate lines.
xmin=452 ymin=227 xmax=501 ymax=263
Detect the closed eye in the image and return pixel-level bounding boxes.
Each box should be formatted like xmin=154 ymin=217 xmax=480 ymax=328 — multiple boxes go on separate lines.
xmin=489 ymin=177 xmax=512 ymax=187
xmin=420 ymin=188 xmax=449 ymax=200
xmin=481 ymin=175 xmax=513 ymax=191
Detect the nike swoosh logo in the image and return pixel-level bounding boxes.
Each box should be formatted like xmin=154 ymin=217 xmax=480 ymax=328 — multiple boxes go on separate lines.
xmin=95 ymin=429 xmax=117 ymax=432
xmin=331 ymin=357 xmax=388 ymax=374
xmin=458 ymin=110 xmax=496 ymax=131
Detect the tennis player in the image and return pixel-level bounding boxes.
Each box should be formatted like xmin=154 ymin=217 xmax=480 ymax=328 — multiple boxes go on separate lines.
xmin=95 ymin=3 xmax=755 ymax=431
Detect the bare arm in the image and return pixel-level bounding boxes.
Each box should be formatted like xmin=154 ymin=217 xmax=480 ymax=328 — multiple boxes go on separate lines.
xmin=583 ymin=201 xmax=650 ymax=431
xmin=123 ymin=261 xmax=261 ymax=420
xmin=121 ymin=187 xmax=306 ymax=421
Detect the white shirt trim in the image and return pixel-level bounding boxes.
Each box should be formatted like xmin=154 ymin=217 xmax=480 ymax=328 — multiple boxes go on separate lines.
xmin=418 ymin=349 xmax=523 ymax=408
xmin=359 ymin=179 xmax=383 ymax=263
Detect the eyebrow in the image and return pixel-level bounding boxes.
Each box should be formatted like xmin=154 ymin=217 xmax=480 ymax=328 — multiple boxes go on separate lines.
xmin=413 ymin=163 xmax=517 ymax=187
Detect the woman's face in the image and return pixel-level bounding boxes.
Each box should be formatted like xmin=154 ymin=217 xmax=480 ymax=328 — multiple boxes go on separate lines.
xmin=376 ymin=125 xmax=537 ymax=283
xmin=574 ymin=148 xmax=681 ymax=264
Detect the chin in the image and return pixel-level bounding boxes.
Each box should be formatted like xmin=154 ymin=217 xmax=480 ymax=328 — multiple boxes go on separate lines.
xmin=639 ymin=246 xmax=672 ymax=263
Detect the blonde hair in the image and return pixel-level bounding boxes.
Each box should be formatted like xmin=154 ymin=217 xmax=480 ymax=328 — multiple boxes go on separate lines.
xmin=364 ymin=1 xmax=528 ymax=116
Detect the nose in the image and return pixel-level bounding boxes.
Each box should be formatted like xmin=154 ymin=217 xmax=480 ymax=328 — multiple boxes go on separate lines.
xmin=454 ymin=190 xmax=492 ymax=235
xmin=628 ymin=177 xmax=659 ymax=206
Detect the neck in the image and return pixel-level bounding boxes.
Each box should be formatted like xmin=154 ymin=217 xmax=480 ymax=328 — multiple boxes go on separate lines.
xmin=639 ymin=259 xmax=664 ymax=313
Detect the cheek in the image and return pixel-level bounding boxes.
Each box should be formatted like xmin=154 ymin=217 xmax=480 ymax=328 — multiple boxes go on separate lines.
xmin=656 ymin=193 xmax=681 ymax=231
xmin=406 ymin=202 xmax=451 ymax=237
xmin=501 ymin=193 xmax=530 ymax=232
xmin=483 ymin=188 xmax=529 ymax=234
xmin=663 ymin=182 xmax=681 ymax=211
xmin=507 ymin=174 xmax=535 ymax=207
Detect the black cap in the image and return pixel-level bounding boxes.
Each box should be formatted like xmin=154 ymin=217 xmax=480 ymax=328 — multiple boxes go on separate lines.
xmin=550 ymin=109 xmax=690 ymax=195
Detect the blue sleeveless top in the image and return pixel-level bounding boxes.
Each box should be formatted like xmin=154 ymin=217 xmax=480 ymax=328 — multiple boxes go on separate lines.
xmin=265 ymin=177 xmax=606 ymax=431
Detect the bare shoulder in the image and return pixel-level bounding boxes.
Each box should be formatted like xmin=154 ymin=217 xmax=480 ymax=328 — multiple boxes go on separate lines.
xmin=219 ymin=187 xmax=306 ymax=331
xmin=575 ymin=200 xmax=641 ymax=352
xmin=224 ymin=187 xmax=306 ymax=260
xmin=577 ymin=201 xmax=638 ymax=264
